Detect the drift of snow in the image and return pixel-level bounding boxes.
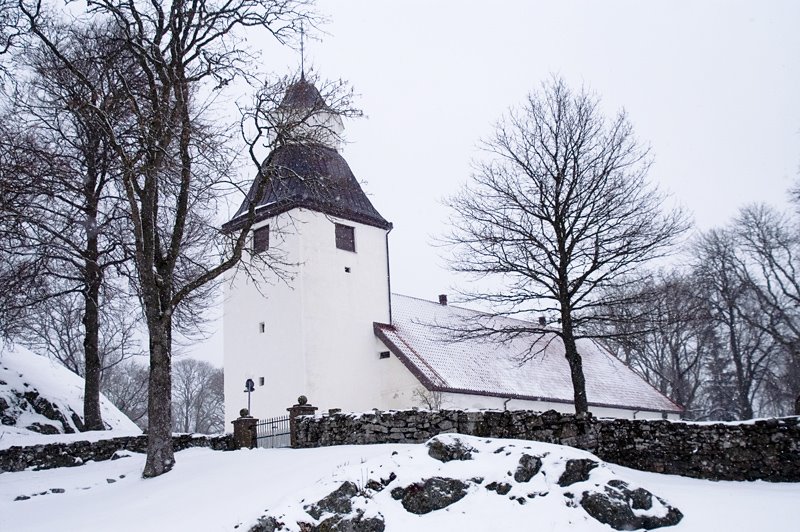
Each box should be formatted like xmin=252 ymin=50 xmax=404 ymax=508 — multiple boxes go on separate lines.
xmin=0 ymin=434 xmax=798 ymax=531
xmin=0 ymin=343 xmax=140 ymax=449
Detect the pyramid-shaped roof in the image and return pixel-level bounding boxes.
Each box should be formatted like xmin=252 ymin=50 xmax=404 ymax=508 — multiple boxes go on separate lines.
xmin=224 ymin=78 xmax=391 ymax=232
xmin=225 ymin=143 xmax=391 ymax=231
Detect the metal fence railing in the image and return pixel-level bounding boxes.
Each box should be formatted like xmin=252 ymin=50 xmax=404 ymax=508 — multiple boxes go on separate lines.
xmin=252 ymin=415 xmax=291 ymax=448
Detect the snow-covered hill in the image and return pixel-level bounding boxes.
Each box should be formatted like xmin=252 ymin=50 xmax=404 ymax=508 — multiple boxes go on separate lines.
xmin=252 ymin=434 xmax=686 ymax=531
xmin=0 ymin=344 xmax=140 ymax=446
xmin=1 ymin=435 xmax=798 ymax=531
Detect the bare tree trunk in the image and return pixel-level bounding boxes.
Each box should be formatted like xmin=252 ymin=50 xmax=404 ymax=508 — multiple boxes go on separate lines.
xmin=561 ymin=312 xmax=588 ymax=414
xmin=82 ymin=256 xmax=104 ymax=430
xmin=143 ymin=314 xmax=174 ymax=478
xmin=82 ymin=177 xmax=104 ymax=430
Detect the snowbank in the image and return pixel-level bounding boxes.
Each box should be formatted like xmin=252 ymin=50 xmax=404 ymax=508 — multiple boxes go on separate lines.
xmin=0 ymin=344 xmax=140 ymax=449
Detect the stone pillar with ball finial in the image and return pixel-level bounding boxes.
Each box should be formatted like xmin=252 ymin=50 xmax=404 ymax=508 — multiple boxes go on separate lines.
xmin=288 ymin=395 xmax=318 ymax=448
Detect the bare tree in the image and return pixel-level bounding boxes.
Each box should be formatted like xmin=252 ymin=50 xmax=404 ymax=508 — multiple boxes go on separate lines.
xmin=598 ymin=272 xmax=714 ymax=419
xmin=412 ymin=387 xmax=446 ymax=411
xmin=171 ymin=358 xmax=223 ymax=434
xmin=0 ymin=0 xmax=27 ymax=79
xmin=102 ymin=359 xmax=149 ymax=429
xmin=18 ymin=290 xmax=140 ymax=381
xmin=1 ymin=24 xmax=139 ymax=430
xmin=0 ymin=121 xmax=49 ymax=339
xmin=695 ymin=228 xmax=776 ymax=419
xmin=732 ymin=204 xmax=800 ymax=414
xmin=445 ymin=78 xmax=689 ymax=414
xmin=18 ymin=0 xmax=355 ymax=477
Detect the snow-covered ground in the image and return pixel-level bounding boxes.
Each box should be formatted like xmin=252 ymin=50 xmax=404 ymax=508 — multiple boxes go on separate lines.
xmin=1 ymin=434 xmax=797 ymax=531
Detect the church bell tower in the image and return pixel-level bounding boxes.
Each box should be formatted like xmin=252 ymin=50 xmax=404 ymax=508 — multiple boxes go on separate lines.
xmin=222 ymin=77 xmax=393 ymax=423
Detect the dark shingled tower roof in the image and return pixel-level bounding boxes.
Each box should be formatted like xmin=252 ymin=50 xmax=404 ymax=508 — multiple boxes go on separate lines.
xmin=224 ymin=78 xmax=391 ymax=232
xmin=225 ymin=143 xmax=392 ymax=231
xmin=280 ymin=76 xmax=327 ymax=110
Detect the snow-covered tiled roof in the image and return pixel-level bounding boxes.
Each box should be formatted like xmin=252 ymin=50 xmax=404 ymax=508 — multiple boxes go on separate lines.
xmin=376 ymin=294 xmax=682 ymax=414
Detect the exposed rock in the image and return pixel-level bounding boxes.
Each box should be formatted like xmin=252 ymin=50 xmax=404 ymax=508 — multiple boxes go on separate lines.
xmin=558 ymin=459 xmax=598 ymax=487
xmin=25 ymin=422 xmax=61 ymax=435
xmin=305 ymin=482 xmax=359 ymax=520
xmin=70 ymin=412 xmax=86 ymax=432
xmin=580 ymin=482 xmax=683 ymax=530
xmin=24 ymin=392 xmax=74 ymax=432
xmin=110 ymin=450 xmax=132 ymax=461
xmin=485 ymin=481 xmax=512 ymax=495
xmin=249 ymin=516 xmax=285 ymax=532
xmin=365 ymin=480 xmax=383 ymax=492
xmin=426 ymin=437 xmax=474 ymax=463
xmin=305 ymin=512 xmax=385 ymax=532
xmin=607 ymin=479 xmax=652 ymax=510
xmin=396 ymin=477 xmax=469 ymax=515
xmin=513 ymin=454 xmax=542 ymax=483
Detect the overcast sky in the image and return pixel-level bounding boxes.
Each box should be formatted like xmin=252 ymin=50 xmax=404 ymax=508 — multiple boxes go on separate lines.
xmin=191 ymin=0 xmax=800 ymax=365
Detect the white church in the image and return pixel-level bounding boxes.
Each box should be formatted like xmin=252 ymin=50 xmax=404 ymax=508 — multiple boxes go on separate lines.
xmin=222 ymin=77 xmax=682 ymax=425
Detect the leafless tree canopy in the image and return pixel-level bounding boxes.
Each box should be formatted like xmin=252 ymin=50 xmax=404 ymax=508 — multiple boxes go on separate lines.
xmin=0 ymin=22 xmax=143 ymax=430
xmin=598 ymin=202 xmax=800 ymax=420
xmin=171 ymin=358 xmax=223 ymax=434
xmin=102 ymin=359 xmax=150 ymax=428
xmin=596 ymin=272 xmax=713 ymax=419
xmin=445 ymin=77 xmax=689 ymax=413
xmin=412 ymin=387 xmax=446 ymax=412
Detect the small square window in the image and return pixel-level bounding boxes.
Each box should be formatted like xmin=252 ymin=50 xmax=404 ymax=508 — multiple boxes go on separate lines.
xmin=259 ymin=377 xmax=265 ymax=386
xmin=259 ymin=322 xmax=265 ymax=333
xmin=253 ymin=225 xmax=269 ymax=254
xmin=335 ymin=223 xmax=355 ymax=252
xmin=379 ymin=351 xmax=390 ymax=359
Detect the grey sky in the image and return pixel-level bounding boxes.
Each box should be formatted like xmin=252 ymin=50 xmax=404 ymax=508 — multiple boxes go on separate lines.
xmin=192 ymin=0 xmax=800 ymax=365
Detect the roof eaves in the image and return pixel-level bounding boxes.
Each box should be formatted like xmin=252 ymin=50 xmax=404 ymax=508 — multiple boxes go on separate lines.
xmin=223 ymin=198 xmax=393 ymax=234
xmin=430 ymin=386 xmax=683 ymax=415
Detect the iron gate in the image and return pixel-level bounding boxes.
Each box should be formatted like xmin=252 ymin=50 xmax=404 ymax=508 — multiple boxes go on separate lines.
xmin=252 ymin=415 xmax=291 ymax=448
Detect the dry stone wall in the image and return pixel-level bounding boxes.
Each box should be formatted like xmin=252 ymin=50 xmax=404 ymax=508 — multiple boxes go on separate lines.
xmin=0 ymin=433 xmax=235 ymax=473
xmin=295 ymin=409 xmax=800 ymax=482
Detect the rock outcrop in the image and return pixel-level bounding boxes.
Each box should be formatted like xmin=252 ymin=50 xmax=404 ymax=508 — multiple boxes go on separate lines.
xmin=249 ymin=434 xmax=683 ymax=531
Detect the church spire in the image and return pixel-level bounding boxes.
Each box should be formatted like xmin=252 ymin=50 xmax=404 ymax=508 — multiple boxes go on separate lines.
xmin=299 ymin=22 xmax=305 ymax=80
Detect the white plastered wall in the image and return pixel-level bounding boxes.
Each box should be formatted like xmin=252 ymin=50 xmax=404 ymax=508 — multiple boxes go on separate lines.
xmin=223 ymin=207 xmax=391 ymax=424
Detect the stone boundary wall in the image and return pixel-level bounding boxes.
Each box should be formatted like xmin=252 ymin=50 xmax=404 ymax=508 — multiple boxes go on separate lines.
xmin=295 ymin=409 xmax=800 ymax=482
xmin=0 ymin=433 xmax=235 ymax=473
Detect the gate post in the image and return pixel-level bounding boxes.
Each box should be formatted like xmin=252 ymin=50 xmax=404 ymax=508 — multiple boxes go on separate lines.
xmin=287 ymin=395 xmax=318 ymax=448
xmin=232 ymin=409 xmax=258 ymax=449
